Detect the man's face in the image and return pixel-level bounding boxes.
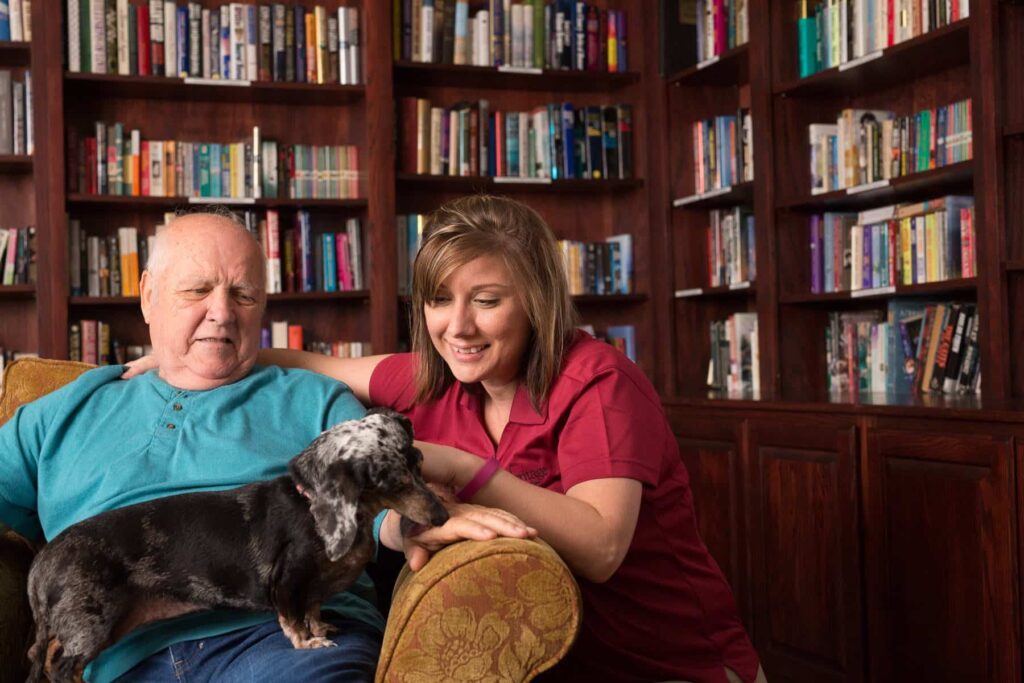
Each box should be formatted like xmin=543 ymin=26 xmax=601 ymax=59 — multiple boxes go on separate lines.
xmin=140 ymin=216 xmax=266 ymax=390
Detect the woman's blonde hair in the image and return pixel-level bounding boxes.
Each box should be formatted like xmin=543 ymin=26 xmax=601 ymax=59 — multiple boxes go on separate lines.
xmin=410 ymin=195 xmax=578 ymax=408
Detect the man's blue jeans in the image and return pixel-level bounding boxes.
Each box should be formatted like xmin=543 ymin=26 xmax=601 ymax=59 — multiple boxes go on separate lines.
xmin=115 ymin=614 xmax=382 ymax=682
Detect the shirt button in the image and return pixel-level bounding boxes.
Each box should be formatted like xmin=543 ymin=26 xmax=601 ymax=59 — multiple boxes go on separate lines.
xmin=173 ymin=403 xmax=183 ymax=411
xmin=167 ymin=423 xmax=176 ymax=430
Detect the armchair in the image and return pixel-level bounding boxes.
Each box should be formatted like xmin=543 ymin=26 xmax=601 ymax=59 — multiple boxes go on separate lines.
xmin=0 ymin=358 xmax=581 ymax=683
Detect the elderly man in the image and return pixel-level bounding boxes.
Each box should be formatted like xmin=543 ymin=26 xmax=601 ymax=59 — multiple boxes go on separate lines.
xmin=0 ymin=212 xmax=529 ymax=683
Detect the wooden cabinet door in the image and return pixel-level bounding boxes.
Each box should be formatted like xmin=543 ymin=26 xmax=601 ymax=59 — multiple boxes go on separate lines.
xmin=669 ymin=410 xmax=750 ymax=628
xmin=748 ymin=416 xmax=862 ymax=683
xmin=864 ymin=425 xmax=1018 ymax=682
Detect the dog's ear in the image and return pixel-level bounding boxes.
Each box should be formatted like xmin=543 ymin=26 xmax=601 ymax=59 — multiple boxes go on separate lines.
xmin=288 ymin=440 xmax=360 ymax=562
xmin=365 ymin=407 xmax=414 ymax=442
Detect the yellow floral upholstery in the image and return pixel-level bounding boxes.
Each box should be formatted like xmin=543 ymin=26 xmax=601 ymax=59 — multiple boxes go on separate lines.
xmin=0 ymin=358 xmax=582 ymax=683
xmin=378 ymin=538 xmax=581 ymax=683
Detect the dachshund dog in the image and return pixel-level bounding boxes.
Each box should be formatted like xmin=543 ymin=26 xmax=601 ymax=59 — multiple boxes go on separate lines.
xmin=25 ymin=408 xmax=448 ymax=683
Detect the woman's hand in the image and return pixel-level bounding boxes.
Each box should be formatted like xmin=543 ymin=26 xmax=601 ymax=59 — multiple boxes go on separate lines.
xmin=120 ymin=355 xmax=158 ymax=379
xmin=401 ymin=502 xmax=537 ymax=571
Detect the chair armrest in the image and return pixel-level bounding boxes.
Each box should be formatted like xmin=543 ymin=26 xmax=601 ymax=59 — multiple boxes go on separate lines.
xmin=376 ymin=538 xmax=581 ymax=683
xmin=0 ymin=526 xmax=36 ymax=683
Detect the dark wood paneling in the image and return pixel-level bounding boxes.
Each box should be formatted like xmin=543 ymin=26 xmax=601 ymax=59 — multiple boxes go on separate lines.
xmin=864 ymin=424 xmax=1018 ymax=682
xmin=667 ymin=409 xmax=750 ymax=629
xmin=748 ymin=415 xmax=862 ymax=683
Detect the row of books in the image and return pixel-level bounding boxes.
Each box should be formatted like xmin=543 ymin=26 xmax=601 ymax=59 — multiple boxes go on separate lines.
xmin=0 ymin=70 xmax=32 ymax=155
xmin=809 ymin=99 xmax=972 ymax=194
xmin=69 ymin=123 xmax=361 ymax=200
xmin=247 ymin=209 xmax=364 ymax=294
xmin=798 ymin=0 xmax=968 ymax=78
xmin=396 ymin=0 xmax=628 ymax=72
xmin=707 ymin=312 xmax=759 ymax=396
xmin=826 ymin=299 xmax=980 ymax=398
xmin=578 ymin=324 xmax=636 ymax=363
xmin=262 ymin=321 xmax=368 ymax=356
xmin=694 ymin=0 xmax=749 ymax=63
xmin=809 ymin=196 xmax=976 ymax=294
xmin=0 ymin=0 xmax=31 ymax=41
xmin=399 ymin=98 xmax=633 ymax=181
xmin=69 ymin=222 xmax=148 ymax=297
xmin=68 ymin=320 xmax=149 ymax=365
xmin=0 ymin=225 xmax=33 ymax=285
xmin=558 ymin=235 xmax=633 ymax=296
xmin=707 ymin=207 xmax=755 ymax=288
xmin=692 ymin=109 xmax=753 ymax=194
xmin=67 ymin=1 xmax=362 ymax=84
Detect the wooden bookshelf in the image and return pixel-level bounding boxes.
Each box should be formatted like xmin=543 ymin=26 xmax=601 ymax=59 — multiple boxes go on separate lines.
xmin=0 ymin=41 xmax=30 ymax=67
xmin=396 ymin=173 xmax=643 ymax=193
xmin=66 ymin=194 xmax=369 ymax=209
xmin=666 ymin=44 xmax=749 ymax=87
xmin=0 ymin=154 xmax=31 ymax=172
xmin=64 ymin=72 xmax=366 ymax=105
xmin=660 ymin=3 xmax=1024 ymax=681
xmin=0 ymin=284 xmax=34 ymax=299
xmin=392 ymin=60 xmax=641 ymax=91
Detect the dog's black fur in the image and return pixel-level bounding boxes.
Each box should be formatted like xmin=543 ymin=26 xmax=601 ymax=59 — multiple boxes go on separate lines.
xmin=25 ymin=408 xmax=448 ymax=683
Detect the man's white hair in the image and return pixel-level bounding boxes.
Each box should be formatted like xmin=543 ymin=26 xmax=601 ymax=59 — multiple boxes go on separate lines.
xmin=145 ymin=209 xmax=266 ymax=302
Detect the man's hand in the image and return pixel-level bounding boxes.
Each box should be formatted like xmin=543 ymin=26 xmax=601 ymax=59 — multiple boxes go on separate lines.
xmin=401 ymin=502 xmax=537 ymax=571
xmin=121 ymin=355 xmax=159 ymax=379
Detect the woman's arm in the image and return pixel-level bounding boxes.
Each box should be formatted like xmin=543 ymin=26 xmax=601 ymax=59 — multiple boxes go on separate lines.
xmin=416 ymin=442 xmax=643 ymax=583
xmin=256 ymin=349 xmax=389 ymax=404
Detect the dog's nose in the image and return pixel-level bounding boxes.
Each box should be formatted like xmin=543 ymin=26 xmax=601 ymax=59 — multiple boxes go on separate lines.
xmin=431 ymin=508 xmax=449 ymax=527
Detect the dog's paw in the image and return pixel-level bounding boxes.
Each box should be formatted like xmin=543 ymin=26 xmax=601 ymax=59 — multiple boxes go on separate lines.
xmin=308 ymin=620 xmax=339 ymax=638
xmin=300 ymin=636 xmax=337 ymax=649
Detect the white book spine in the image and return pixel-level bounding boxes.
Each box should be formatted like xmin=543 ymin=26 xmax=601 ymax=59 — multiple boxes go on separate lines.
xmin=91 ymin=0 xmax=107 ymax=74
xmin=117 ymin=0 xmax=129 ymax=74
xmin=9 ymin=0 xmax=21 ymax=41
xmin=201 ymin=8 xmax=210 ymax=79
xmin=12 ymin=80 xmax=24 ymax=155
xmin=337 ymin=6 xmax=349 ymax=85
xmin=245 ymin=4 xmax=257 ymax=82
xmin=347 ymin=7 xmax=360 ymax=84
xmin=23 ymin=70 xmax=30 ymax=155
xmin=230 ymin=3 xmax=245 ymax=80
xmin=163 ymin=1 xmax=177 ymax=77
xmin=68 ymin=0 xmax=82 ymax=72
xmin=421 ymin=4 xmax=434 ymax=62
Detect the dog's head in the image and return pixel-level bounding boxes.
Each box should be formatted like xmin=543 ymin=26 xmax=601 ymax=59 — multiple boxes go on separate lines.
xmin=288 ymin=408 xmax=450 ymax=562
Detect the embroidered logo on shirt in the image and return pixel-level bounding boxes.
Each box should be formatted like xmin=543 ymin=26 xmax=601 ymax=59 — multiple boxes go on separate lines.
xmin=515 ymin=467 xmax=549 ymax=485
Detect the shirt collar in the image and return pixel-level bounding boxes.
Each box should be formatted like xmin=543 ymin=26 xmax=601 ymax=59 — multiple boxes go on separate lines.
xmin=456 ymin=381 xmax=547 ymax=425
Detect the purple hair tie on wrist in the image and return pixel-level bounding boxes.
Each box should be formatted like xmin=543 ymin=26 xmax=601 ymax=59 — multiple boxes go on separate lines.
xmin=456 ymin=458 xmax=501 ymax=502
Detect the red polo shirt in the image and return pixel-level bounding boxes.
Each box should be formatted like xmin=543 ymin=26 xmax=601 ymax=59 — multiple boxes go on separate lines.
xmin=369 ymin=332 xmax=759 ymax=683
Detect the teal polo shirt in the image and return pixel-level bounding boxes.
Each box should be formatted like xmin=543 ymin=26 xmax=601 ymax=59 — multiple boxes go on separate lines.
xmin=0 ymin=364 xmax=385 ymax=682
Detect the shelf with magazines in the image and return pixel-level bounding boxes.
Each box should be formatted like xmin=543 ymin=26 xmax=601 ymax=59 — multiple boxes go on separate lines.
xmin=63 ymin=72 xmax=366 ymax=105
xmin=392 ymin=60 xmax=640 ymax=91
xmin=390 ymin=0 xmax=653 ymax=370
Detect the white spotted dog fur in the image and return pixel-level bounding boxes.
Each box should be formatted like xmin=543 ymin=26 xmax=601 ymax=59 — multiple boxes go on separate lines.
xmin=25 ymin=408 xmax=448 ymax=683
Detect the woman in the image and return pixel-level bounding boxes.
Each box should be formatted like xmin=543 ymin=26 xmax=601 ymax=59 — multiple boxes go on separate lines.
xmin=128 ymin=195 xmax=763 ymax=682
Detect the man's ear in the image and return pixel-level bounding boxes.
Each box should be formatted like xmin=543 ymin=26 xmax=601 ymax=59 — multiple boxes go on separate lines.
xmin=140 ymin=270 xmax=154 ymax=324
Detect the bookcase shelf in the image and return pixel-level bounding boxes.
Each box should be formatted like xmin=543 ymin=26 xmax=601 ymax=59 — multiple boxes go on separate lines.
xmin=1006 ymin=260 xmax=1024 ymax=272
xmin=777 ymin=161 xmax=974 ymax=211
xmin=773 ymin=19 xmax=970 ymax=97
xmin=396 ymin=174 xmax=642 ymax=193
xmin=779 ymin=278 xmax=978 ymax=305
xmin=674 ymin=284 xmax=756 ymax=299
xmin=70 ymin=291 xmax=371 ymax=306
xmin=0 ymin=284 xmax=35 ymax=299
xmin=66 ymin=194 xmax=369 ymax=210
xmin=666 ymin=44 xmax=749 ymax=88
xmin=0 ymin=155 xmax=31 ymax=173
xmin=392 ymin=61 xmax=640 ymax=92
xmin=63 ymin=73 xmax=366 ymax=105
xmin=0 ymin=41 xmax=30 ymax=66
xmin=572 ymin=293 xmax=648 ymax=305
xmin=672 ymin=181 xmax=754 ymax=209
